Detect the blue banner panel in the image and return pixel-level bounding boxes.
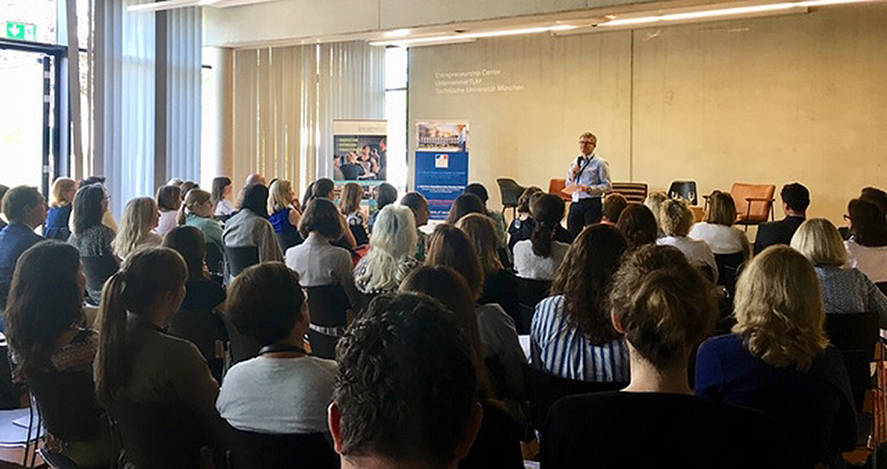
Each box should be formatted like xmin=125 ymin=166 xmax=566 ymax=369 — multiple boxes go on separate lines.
xmin=415 ymin=151 xmax=468 ymax=220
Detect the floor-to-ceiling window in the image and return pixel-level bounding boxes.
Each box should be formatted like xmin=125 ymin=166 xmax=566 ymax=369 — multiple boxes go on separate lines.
xmin=384 ymin=46 xmax=408 ymax=194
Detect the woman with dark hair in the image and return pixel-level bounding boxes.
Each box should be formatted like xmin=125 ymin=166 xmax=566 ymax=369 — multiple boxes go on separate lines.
xmin=507 ymin=186 xmax=542 ymax=251
xmin=312 ymin=178 xmax=335 ymax=200
xmin=212 ymin=177 xmax=235 ymax=218
xmin=164 ymin=226 xmax=226 ymax=312
xmin=531 ymin=224 xmax=629 ymax=382
xmin=5 ymin=241 xmax=110 ymax=467
xmin=616 ymin=203 xmax=659 ymax=250
xmin=69 ymin=183 xmax=118 ymax=303
xmin=222 ymin=183 xmax=283 ymax=263
xmin=400 ymin=266 xmax=524 ymax=469
xmin=513 ymin=193 xmax=569 ymax=280
xmin=155 ymin=185 xmax=182 ymax=237
xmin=464 ymin=183 xmax=508 ymax=247
xmin=339 ymin=182 xmax=368 ymax=246
xmin=845 ymin=197 xmax=887 ymax=283
xmin=446 ymin=193 xmax=485 ymax=225
xmin=218 ymin=263 xmax=337 ymax=434
xmin=368 ymin=182 xmax=398 ymax=233
xmin=426 ymin=224 xmax=526 ymax=401
xmin=94 ymin=247 xmax=229 ymax=467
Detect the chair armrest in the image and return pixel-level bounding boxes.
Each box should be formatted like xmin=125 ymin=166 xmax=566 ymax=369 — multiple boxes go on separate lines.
xmin=744 ymin=197 xmax=774 ymax=202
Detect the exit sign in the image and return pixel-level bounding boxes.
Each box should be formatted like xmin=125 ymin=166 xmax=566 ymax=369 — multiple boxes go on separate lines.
xmin=5 ymin=22 xmax=37 ymax=41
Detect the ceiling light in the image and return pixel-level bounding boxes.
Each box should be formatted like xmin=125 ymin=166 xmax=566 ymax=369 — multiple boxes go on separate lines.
xmin=370 ymin=24 xmax=576 ymax=47
xmin=384 ymin=29 xmax=411 ymax=38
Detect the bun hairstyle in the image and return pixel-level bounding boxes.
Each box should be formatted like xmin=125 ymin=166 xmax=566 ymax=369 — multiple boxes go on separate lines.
xmin=94 ymin=247 xmax=187 ymax=406
xmin=177 ymin=189 xmax=212 ymax=225
xmin=529 ymin=193 xmax=565 ymax=257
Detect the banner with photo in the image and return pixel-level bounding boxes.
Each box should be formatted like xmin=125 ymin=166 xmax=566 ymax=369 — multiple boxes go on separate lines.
xmin=415 ymin=121 xmax=469 ymax=220
xmin=332 ymin=120 xmax=388 ymax=183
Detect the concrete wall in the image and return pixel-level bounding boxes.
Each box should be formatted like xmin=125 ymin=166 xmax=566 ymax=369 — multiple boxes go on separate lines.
xmin=407 ymin=3 xmax=887 ymax=223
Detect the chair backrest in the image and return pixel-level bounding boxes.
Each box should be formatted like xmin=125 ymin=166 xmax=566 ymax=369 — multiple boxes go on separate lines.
xmin=306 ymin=285 xmax=351 ymax=360
xmin=824 ymin=312 xmax=878 ymax=414
xmin=38 ymin=449 xmax=82 ymax=469
xmin=521 ymin=363 xmax=626 ymax=431
xmin=514 ymin=277 xmax=551 ymax=334
xmin=714 ymin=252 xmax=745 ymax=294
xmin=205 ymin=242 xmax=224 ymax=276
xmin=610 ymin=182 xmax=648 ymax=204
xmin=667 ymin=180 xmax=698 ymax=205
xmin=225 ymin=246 xmax=260 ymax=278
xmin=168 ymin=308 xmax=229 ymax=382
xmin=548 ymin=178 xmax=570 ymax=202
xmin=221 ymin=314 xmax=262 ymax=365
xmin=81 ymin=255 xmax=120 ymax=293
xmin=109 ymin=400 xmax=204 ymax=469
xmin=228 ymin=430 xmax=339 ymax=469
xmin=27 ymin=369 xmax=102 ymax=442
xmin=877 ymin=282 xmax=887 ymax=296
xmin=496 ymin=178 xmax=526 ymax=208
xmin=275 ymin=231 xmax=303 ymax=255
xmin=730 ymin=183 xmax=776 ymax=222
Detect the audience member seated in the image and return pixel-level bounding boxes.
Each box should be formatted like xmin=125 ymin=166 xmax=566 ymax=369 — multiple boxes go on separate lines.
xmin=0 ymin=186 xmax=46 ymax=308
xmin=463 ymin=183 xmax=508 ymax=249
xmin=244 ymin=173 xmax=267 ymax=187
xmin=860 ymin=186 xmax=887 ymax=216
xmin=155 ymin=185 xmax=182 ymax=237
xmin=754 ymin=182 xmax=809 ymax=254
xmin=267 ymin=179 xmax=304 ymax=249
xmin=212 ymin=176 xmax=236 ymax=218
xmin=844 ymin=197 xmax=887 ymax=283
xmin=112 ymin=197 xmax=161 ymax=259
xmin=657 ymin=199 xmax=718 ymax=283
xmin=689 ymin=190 xmax=750 ymax=259
xmin=446 ymin=193 xmax=485 ymax=225
xmin=507 ymin=186 xmax=542 ymax=252
xmin=44 ymin=177 xmax=77 ymax=240
xmin=354 ymin=205 xmax=419 ymax=297
xmin=6 ymin=241 xmax=111 ymax=467
xmin=167 ymin=177 xmax=184 ymax=187
xmin=399 ymin=268 xmax=525 ymax=469
xmin=286 ymin=198 xmax=363 ymax=309
xmin=68 ymin=184 xmax=117 ymax=303
xmin=223 ymin=183 xmax=283 ymax=263
xmin=218 ymin=263 xmax=336 ymax=434
xmin=368 ymin=182 xmax=398 ymax=233
xmin=329 ymin=293 xmax=484 ymax=469
xmin=79 ymin=176 xmax=119 ymax=233
xmin=643 ymin=191 xmax=668 ymax=236
xmin=307 ymin=178 xmax=359 ymax=252
xmin=339 ymin=182 xmax=368 ymax=246
xmin=791 ymin=218 xmax=887 ymax=324
xmin=695 ymin=246 xmax=856 ymax=468
xmin=616 ymin=203 xmax=658 ymax=250
xmin=180 ymin=189 xmax=224 ymax=260
xmin=531 ymin=224 xmax=629 ymax=382
xmin=180 ymin=180 xmax=199 ymax=198
xmin=0 ymin=184 xmax=8 ymax=231
xmin=513 ymin=193 xmax=569 ymax=281
xmin=400 ymin=191 xmax=431 ymax=261
xmin=163 ymin=226 xmax=226 ymax=318
xmin=600 ymin=193 xmax=627 ymax=225
xmin=543 ymin=244 xmax=784 ymax=468
xmin=456 ymin=213 xmax=520 ymax=326
xmin=426 ymin=224 xmax=526 ymax=401
xmin=94 ymin=247 xmax=230 ymax=467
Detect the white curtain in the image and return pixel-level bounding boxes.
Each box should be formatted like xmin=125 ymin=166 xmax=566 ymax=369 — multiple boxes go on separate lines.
xmin=164 ymin=7 xmax=202 ymax=183
xmin=95 ymin=0 xmax=155 ymax=220
xmin=231 ymin=41 xmax=385 ymax=196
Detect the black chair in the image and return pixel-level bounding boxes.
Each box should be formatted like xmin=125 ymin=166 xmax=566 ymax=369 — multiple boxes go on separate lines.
xmin=39 ymin=449 xmax=83 ymax=469
xmin=27 ymin=369 xmax=103 ymax=443
xmin=221 ymin=314 xmax=262 ymax=366
xmin=668 ymin=180 xmax=698 ymax=205
xmin=227 ymin=430 xmax=338 ymax=469
xmin=514 ymin=277 xmax=551 ymax=334
xmin=824 ymin=312 xmax=878 ymax=414
xmin=206 ymin=242 xmax=225 ymax=277
xmin=496 ymin=178 xmax=526 ymax=219
xmin=109 ymin=400 xmax=205 ymax=469
xmin=521 ymin=363 xmax=627 ymax=432
xmin=81 ymin=255 xmax=120 ymax=303
xmin=306 ymin=285 xmax=351 ymax=359
xmin=275 ymin=231 xmax=303 ymax=255
xmin=714 ymin=252 xmax=745 ymax=296
xmin=877 ymin=282 xmax=887 ymax=296
xmin=169 ymin=308 xmax=230 ymax=382
xmin=225 ymin=246 xmax=260 ymax=278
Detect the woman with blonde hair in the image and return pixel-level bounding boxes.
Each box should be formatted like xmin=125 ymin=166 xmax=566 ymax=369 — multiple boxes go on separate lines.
xmin=112 ymin=197 xmax=161 ymax=259
xmin=44 ymin=177 xmax=78 ymax=240
xmin=267 ymin=179 xmax=303 ymax=251
xmin=339 ymin=182 xmax=368 ymax=246
xmin=656 ymin=199 xmax=718 ymax=283
xmin=643 ymin=191 xmax=668 ymax=236
xmin=353 ymin=205 xmax=419 ymax=297
xmin=689 ymin=190 xmax=749 ymax=258
xmin=791 ymin=217 xmax=887 ymax=322
xmin=456 ymin=213 xmax=518 ymax=323
xmin=695 ymin=246 xmax=855 ymax=467
xmin=179 ymin=189 xmax=224 ymax=261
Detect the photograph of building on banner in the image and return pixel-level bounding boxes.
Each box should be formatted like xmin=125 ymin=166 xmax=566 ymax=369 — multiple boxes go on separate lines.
xmin=332 ymin=119 xmax=388 ymax=182
xmin=415 ymin=120 xmax=470 ymax=220
xmin=417 ymin=121 xmax=469 ymax=152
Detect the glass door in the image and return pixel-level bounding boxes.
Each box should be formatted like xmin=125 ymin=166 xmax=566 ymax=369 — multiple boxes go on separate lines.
xmin=0 ymin=48 xmax=49 ymax=192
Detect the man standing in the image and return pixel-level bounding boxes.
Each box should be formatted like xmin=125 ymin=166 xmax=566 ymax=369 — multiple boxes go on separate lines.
xmin=753 ymin=182 xmax=809 ymax=254
xmin=566 ymin=132 xmax=611 ymax=238
xmin=378 ymin=138 xmax=388 ymax=181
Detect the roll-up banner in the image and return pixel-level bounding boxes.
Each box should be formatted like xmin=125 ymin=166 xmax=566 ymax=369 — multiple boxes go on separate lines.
xmin=415 ymin=121 xmax=469 ymax=220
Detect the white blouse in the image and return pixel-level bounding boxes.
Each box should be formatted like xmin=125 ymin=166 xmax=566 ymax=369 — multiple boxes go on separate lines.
xmin=845 ymin=240 xmax=887 ymax=284
xmin=657 ymin=235 xmax=719 ymax=283
xmin=513 ymin=239 xmax=570 ymax=281
xmin=689 ymin=222 xmax=749 ymax=256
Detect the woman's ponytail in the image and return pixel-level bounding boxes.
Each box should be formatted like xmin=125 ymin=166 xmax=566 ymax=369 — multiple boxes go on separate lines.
xmin=94 ymin=272 xmax=129 ymax=407
xmin=530 ymin=220 xmax=555 ymax=257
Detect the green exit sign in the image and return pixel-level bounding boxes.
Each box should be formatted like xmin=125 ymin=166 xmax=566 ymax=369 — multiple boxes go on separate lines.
xmin=5 ymin=22 xmax=37 ymax=41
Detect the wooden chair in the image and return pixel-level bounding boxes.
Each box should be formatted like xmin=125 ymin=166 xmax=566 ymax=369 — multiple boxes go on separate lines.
xmin=548 ymin=178 xmax=571 ymax=202
xmin=730 ymin=183 xmax=776 ymax=230
xmin=497 ymin=178 xmax=526 ymax=219
xmin=609 ymin=182 xmax=648 ymax=204
xmin=514 ymin=277 xmax=552 ymax=335
xmin=306 ymin=285 xmax=351 ymax=359
xmin=227 ymin=430 xmax=339 ymax=469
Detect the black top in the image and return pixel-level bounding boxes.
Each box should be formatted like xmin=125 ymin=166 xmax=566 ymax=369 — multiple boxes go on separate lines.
xmin=541 ymin=391 xmax=789 ymax=469
xmin=459 ymin=400 xmax=523 ymax=469
xmin=181 ymin=278 xmax=226 ymax=311
xmin=507 ymin=217 xmax=572 ymax=253
xmin=479 ymin=269 xmax=520 ymax=326
xmin=754 ymin=216 xmax=805 ymax=255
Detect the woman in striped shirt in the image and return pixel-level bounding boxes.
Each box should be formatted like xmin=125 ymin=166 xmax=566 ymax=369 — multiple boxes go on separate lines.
xmin=530 ymin=224 xmax=629 ymax=382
